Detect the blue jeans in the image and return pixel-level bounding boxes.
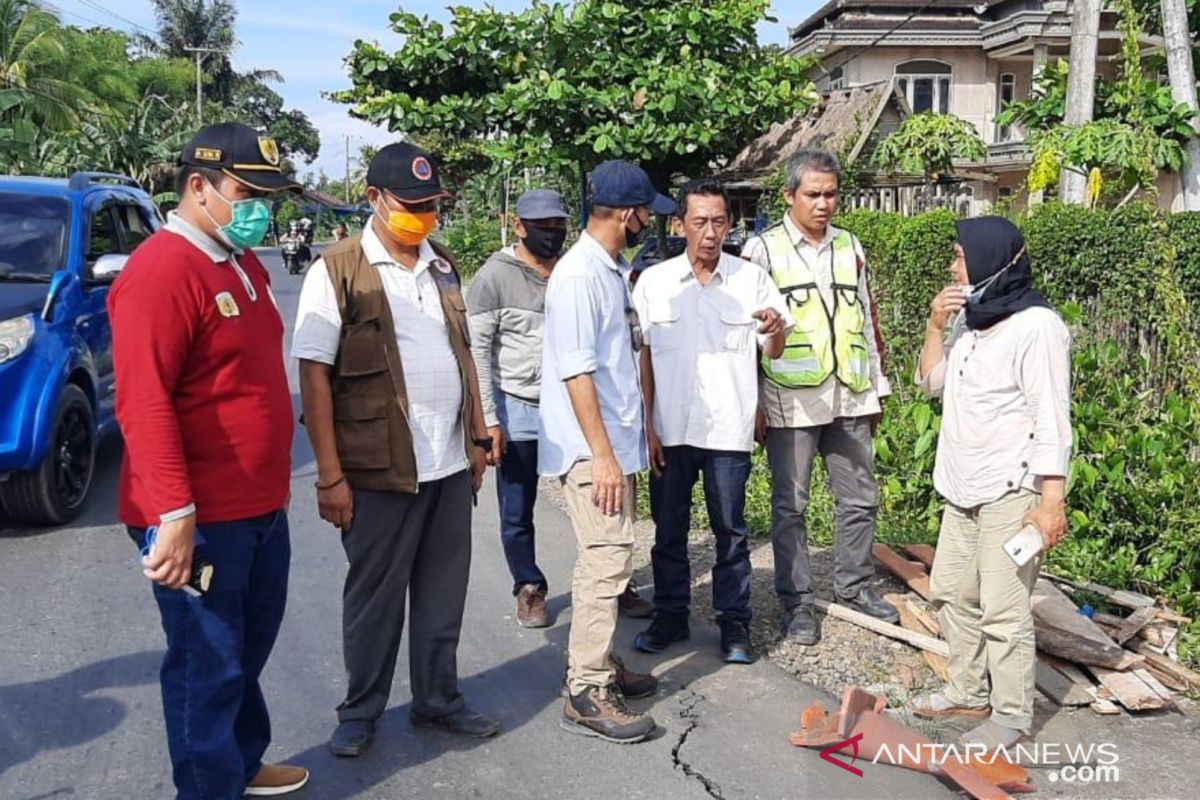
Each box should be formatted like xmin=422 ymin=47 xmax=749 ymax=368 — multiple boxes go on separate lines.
xmin=649 ymin=446 xmax=753 ymax=624
xmin=496 ymin=392 xmax=546 ymax=595
xmin=130 ymin=511 xmax=290 ymax=800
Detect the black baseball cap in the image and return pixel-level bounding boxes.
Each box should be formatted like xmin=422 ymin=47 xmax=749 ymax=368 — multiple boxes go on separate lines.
xmin=589 ymin=160 xmax=675 ymax=215
xmin=179 ymin=122 xmax=302 ymax=193
xmin=366 ymin=142 xmax=454 ymax=203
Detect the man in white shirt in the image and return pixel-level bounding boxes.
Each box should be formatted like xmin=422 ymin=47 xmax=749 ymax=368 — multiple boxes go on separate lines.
xmin=540 ymin=160 xmax=673 ymax=744
xmin=742 ymin=148 xmax=898 ymax=645
xmin=907 ymin=217 xmax=1070 ymax=750
xmin=632 ymin=179 xmax=791 ymax=664
xmin=293 ymin=143 xmax=497 ymax=758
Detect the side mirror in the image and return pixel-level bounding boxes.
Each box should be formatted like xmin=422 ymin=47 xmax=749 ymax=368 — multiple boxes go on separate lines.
xmin=91 ymin=253 xmax=129 ymax=281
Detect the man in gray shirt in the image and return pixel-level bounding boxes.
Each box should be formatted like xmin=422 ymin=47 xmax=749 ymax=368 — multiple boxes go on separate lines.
xmin=467 ymin=190 xmax=569 ymax=628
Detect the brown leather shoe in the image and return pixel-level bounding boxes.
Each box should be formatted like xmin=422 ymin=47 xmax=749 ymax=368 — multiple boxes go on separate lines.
xmin=244 ymin=763 xmax=309 ymax=796
xmin=611 ymin=654 xmax=657 ymax=699
xmin=561 ymin=685 xmax=655 ymax=744
xmin=617 ymin=580 xmax=653 ymax=618
xmin=516 ymin=584 xmax=550 ymax=628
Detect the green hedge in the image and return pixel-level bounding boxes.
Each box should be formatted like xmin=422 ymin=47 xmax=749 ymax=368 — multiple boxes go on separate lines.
xmin=709 ymin=203 xmax=1200 ymax=664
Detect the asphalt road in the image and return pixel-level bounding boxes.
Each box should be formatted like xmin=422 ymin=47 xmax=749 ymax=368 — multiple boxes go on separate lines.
xmin=0 ymin=249 xmax=954 ymax=800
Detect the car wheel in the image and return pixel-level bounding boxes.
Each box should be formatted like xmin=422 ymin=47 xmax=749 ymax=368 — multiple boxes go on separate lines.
xmin=0 ymin=384 xmax=96 ymax=526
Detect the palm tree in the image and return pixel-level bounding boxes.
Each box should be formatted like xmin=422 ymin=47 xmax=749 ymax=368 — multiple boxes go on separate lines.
xmin=0 ymin=0 xmax=84 ymax=131
xmin=140 ymin=0 xmax=240 ymax=104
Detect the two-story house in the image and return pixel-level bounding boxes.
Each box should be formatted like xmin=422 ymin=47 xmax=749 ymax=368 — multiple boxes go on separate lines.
xmin=725 ymin=1 xmax=1175 ymax=216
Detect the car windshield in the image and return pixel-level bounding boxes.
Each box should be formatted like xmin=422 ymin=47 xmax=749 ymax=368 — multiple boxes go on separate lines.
xmin=0 ymin=192 xmax=70 ymax=280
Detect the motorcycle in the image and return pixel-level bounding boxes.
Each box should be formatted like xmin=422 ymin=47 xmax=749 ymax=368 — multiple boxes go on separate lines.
xmin=282 ymin=238 xmax=304 ymax=274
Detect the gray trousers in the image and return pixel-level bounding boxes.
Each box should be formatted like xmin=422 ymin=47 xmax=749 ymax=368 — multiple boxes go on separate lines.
xmin=337 ymin=471 xmax=472 ymax=722
xmin=765 ymin=417 xmax=878 ymax=609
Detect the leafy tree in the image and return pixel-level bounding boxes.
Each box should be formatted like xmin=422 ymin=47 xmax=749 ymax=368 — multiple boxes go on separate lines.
xmin=140 ymin=0 xmax=238 ymax=104
xmin=332 ymin=0 xmax=817 ymax=195
xmin=0 ymin=0 xmax=85 ymax=136
xmin=223 ymin=81 xmax=320 ymax=165
xmin=872 ymin=112 xmax=987 ymax=185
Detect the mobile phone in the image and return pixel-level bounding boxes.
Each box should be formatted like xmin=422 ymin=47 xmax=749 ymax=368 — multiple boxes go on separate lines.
xmin=140 ymin=527 xmax=215 ymax=597
xmin=1003 ymin=523 xmax=1044 ymax=567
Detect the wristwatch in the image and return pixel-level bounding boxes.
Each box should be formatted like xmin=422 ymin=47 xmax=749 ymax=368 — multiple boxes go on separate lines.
xmin=473 ymin=435 xmax=493 ymax=451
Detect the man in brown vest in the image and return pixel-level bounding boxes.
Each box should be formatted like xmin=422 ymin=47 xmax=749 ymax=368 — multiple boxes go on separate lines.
xmin=293 ymin=142 xmax=497 ymax=757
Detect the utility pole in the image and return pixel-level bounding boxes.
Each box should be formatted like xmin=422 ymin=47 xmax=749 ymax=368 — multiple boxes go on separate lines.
xmin=1162 ymin=0 xmax=1200 ymax=209
xmin=184 ymin=46 xmax=224 ymax=127
xmin=1061 ymin=0 xmax=1101 ymax=204
xmin=344 ymin=134 xmax=352 ymax=203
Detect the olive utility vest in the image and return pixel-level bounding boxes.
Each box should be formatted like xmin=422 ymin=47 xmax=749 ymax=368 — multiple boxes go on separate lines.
xmin=758 ymin=224 xmax=872 ymax=393
xmin=322 ymin=235 xmax=475 ymax=493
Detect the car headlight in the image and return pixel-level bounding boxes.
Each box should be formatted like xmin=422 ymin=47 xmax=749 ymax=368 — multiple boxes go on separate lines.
xmin=0 ymin=314 xmax=36 ymax=364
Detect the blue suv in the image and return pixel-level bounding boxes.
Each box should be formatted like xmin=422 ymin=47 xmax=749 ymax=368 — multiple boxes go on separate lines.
xmin=0 ymin=172 xmax=160 ymax=525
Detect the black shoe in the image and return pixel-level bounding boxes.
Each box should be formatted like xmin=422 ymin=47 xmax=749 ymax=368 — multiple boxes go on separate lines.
xmin=561 ymin=685 xmax=656 ymax=744
xmin=330 ymin=719 xmax=375 ymax=757
xmin=633 ymin=613 xmax=690 ymax=653
xmin=836 ymin=587 xmax=900 ymax=624
xmin=781 ymin=605 xmax=820 ymax=646
xmin=719 ymin=620 xmax=758 ymax=664
xmin=411 ymin=707 xmax=500 ymax=738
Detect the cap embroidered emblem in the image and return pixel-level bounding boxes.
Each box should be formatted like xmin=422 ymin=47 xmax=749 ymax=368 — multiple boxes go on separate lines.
xmin=412 ymin=156 xmax=433 ymax=181
xmin=215 ymin=291 xmax=240 ymax=318
xmin=258 ymin=136 xmax=281 ymax=166
xmin=195 ymin=147 xmax=223 ymax=162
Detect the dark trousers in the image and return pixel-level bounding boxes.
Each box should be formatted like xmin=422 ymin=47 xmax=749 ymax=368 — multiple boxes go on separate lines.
xmin=496 ymin=438 xmax=546 ymax=595
xmin=338 ymin=471 xmax=472 ymax=722
xmin=649 ymin=446 xmax=753 ymax=625
xmin=765 ymin=417 xmax=879 ymax=610
xmin=131 ymin=510 xmax=290 ymax=800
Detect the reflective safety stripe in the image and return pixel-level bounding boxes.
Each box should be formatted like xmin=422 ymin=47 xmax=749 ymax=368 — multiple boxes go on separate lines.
xmin=772 ymin=356 xmax=823 ymax=375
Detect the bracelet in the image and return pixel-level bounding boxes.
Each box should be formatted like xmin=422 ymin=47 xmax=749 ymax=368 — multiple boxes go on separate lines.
xmin=316 ymin=475 xmax=346 ymax=491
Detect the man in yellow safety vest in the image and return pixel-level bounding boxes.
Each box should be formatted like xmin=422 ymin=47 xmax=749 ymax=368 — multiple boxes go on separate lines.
xmin=742 ymin=147 xmax=898 ymax=646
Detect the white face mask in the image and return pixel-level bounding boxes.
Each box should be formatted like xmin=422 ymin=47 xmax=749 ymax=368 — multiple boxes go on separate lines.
xmin=961 ymin=246 xmax=1026 ymax=305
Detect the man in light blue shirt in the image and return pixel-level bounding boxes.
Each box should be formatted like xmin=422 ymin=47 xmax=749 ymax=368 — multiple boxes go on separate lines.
xmin=539 ymin=160 xmax=673 ymax=745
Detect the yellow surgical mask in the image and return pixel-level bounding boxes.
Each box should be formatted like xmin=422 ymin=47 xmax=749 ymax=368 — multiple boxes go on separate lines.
xmin=376 ymin=198 xmax=438 ymax=246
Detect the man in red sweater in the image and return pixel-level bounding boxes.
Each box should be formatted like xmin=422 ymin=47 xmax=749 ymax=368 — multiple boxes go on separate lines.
xmin=108 ymin=123 xmax=308 ymax=799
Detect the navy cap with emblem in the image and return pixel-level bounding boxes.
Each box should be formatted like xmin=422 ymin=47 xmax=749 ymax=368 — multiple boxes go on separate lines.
xmin=179 ymin=122 xmax=302 ymax=194
xmin=366 ymin=142 xmax=454 ymax=203
xmin=589 ymin=160 xmax=675 ymax=215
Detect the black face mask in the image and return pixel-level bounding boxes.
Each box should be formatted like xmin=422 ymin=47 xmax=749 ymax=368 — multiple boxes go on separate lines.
xmin=625 ymin=212 xmax=648 ymax=249
xmin=522 ymin=223 xmax=567 ymax=260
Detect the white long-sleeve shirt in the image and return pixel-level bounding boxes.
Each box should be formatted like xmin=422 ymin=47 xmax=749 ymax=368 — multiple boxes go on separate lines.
xmin=916 ymin=305 xmax=1073 ymax=508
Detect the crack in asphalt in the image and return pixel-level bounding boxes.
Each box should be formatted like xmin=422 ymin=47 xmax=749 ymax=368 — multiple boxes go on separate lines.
xmin=671 ymin=688 xmax=725 ymax=799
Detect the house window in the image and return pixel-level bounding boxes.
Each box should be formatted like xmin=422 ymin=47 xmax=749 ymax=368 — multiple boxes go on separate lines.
xmin=998 ymin=73 xmax=1016 ymax=142
xmin=827 ymin=66 xmax=845 ymax=91
xmin=895 ymin=60 xmax=952 ymax=114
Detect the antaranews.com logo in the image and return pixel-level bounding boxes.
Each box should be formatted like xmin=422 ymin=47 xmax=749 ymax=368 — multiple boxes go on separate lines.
xmin=819 ymin=736 xmax=1121 ymax=785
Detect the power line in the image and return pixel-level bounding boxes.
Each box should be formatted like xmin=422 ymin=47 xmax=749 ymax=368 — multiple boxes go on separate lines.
xmin=35 ymin=0 xmax=108 ymax=29
xmin=70 ymin=0 xmax=158 ymax=36
xmin=811 ymin=0 xmax=946 ymax=77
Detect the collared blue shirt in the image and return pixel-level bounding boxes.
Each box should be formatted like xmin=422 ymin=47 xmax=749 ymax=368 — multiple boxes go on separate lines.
xmin=538 ymin=232 xmax=647 ymax=477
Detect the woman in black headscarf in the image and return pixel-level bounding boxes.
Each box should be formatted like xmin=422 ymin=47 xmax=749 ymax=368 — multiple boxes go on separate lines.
xmin=906 ymin=216 xmax=1072 ymax=751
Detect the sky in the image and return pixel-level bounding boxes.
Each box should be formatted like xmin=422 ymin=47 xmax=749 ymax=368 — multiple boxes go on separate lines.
xmin=50 ymin=1 xmax=823 ymax=180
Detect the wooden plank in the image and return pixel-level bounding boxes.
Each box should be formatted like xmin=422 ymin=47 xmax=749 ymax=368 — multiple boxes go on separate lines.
xmin=1127 ymin=639 xmax=1200 ymax=691
xmin=1089 ymin=687 xmax=1122 ymax=715
xmin=1132 ymin=668 xmax=1178 ymax=708
xmin=1041 ymin=573 xmax=1157 ymax=610
xmin=1141 ymin=661 xmax=1188 ymax=692
xmin=1036 ymin=658 xmax=1093 ymax=706
xmin=902 ymin=544 xmax=937 ymax=569
xmin=887 ymin=593 xmax=950 ymax=682
xmin=1088 ymin=666 xmax=1168 ymax=711
xmin=1114 ymin=606 xmax=1160 ymax=645
xmin=1031 ymin=579 xmax=1145 ymax=670
xmin=1094 ymin=614 xmax=1174 ymax=649
xmin=814 ymin=598 xmax=949 ymax=656
xmin=908 ymin=600 xmax=942 ymax=637
xmin=872 ymin=544 xmax=932 ymax=600
xmin=1043 ymin=656 xmax=1095 ymax=688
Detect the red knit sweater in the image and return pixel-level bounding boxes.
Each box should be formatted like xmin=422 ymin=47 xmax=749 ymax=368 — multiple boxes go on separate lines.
xmin=108 ymin=229 xmax=293 ymax=527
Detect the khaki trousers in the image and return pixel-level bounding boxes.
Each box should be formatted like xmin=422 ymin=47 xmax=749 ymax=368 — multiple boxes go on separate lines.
xmin=929 ymin=489 xmax=1042 ymax=733
xmin=560 ymin=459 xmax=636 ymax=695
